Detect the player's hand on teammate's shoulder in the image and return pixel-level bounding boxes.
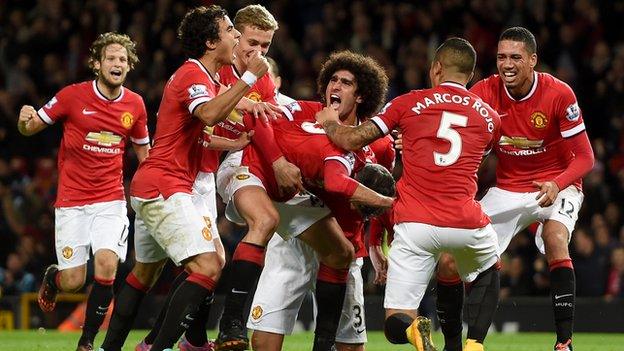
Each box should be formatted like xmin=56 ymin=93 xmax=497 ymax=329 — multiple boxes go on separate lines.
xmin=272 ymin=156 xmax=304 ymax=197
xmin=315 ymin=106 xmax=340 ymax=126
xmin=533 ymin=180 xmax=560 ymax=207
xmin=245 ymin=51 xmax=270 ymax=78
xmin=250 ymin=101 xmax=282 ymax=125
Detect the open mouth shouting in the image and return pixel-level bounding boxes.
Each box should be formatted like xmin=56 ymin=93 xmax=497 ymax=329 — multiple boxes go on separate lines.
xmin=330 ymin=94 xmax=341 ymax=109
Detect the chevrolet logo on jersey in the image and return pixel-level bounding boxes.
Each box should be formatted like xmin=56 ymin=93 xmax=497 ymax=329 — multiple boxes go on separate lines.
xmin=499 ymin=135 xmax=543 ymax=149
xmin=86 ymin=131 xmax=122 ymax=146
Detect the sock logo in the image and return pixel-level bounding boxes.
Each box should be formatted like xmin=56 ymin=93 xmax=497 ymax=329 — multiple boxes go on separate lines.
xmin=554 ymin=293 xmax=573 ymax=300
xmin=231 ymin=288 xmax=247 ymax=294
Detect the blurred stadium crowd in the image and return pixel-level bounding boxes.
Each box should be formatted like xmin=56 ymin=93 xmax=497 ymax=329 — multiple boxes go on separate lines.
xmin=0 ymin=0 xmax=623 ymax=300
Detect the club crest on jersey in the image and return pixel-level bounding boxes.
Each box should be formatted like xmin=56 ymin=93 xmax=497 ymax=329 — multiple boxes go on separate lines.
xmin=121 ymin=112 xmax=134 ymax=129
xmin=529 ymin=111 xmax=548 ymax=129
xmin=62 ymin=246 xmax=73 ymax=260
xmin=565 ymin=102 xmax=580 ymax=122
xmin=86 ymin=131 xmax=122 ymax=146
xmin=251 ymin=305 xmax=263 ymax=320
xmin=247 ymin=91 xmax=262 ymax=102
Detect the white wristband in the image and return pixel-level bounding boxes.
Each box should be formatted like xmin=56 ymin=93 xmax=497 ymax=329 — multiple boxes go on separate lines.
xmin=241 ymin=71 xmax=258 ymax=87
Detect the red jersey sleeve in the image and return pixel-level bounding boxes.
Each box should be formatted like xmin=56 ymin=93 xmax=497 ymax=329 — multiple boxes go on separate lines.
xmin=37 ymin=86 xmax=72 ymax=125
xmin=555 ymin=82 xmax=585 ymax=138
xmin=323 ymin=159 xmax=358 ymax=197
xmin=177 ymin=71 xmax=217 ymax=115
xmin=260 ymin=74 xmax=278 ymax=105
xmin=369 ymin=135 xmax=396 ymax=171
xmin=130 ymin=97 xmax=150 ymax=145
xmin=370 ymin=96 xmax=408 ymax=135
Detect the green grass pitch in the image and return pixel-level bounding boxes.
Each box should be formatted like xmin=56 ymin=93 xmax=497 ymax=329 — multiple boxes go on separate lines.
xmin=0 ymin=330 xmax=622 ymax=350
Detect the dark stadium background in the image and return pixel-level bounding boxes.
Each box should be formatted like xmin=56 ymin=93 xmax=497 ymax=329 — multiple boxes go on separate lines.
xmin=0 ymin=0 xmax=623 ymax=332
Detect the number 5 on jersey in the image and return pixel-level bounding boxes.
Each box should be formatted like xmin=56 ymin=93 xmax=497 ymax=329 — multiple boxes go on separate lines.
xmin=434 ymin=111 xmax=468 ymax=166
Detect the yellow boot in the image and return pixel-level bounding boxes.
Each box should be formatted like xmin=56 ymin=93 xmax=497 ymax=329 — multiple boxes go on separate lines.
xmin=405 ymin=316 xmax=437 ymax=351
xmin=465 ymin=338 xmax=485 ymax=351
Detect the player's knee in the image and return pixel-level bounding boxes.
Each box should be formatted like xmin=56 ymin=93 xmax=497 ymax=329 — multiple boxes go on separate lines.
xmin=437 ymin=253 xmax=460 ymax=281
xmin=247 ymin=209 xmax=280 ymax=243
xmin=186 ymin=252 xmax=223 ymax=280
xmin=384 ymin=313 xmax=412 ymax=344
xmin=251 ymin=330 xmax=283 ymax=351
xmin=63 ymin=270 xmax=86 ymax=292
xmin=326 ymin=244 xmax=354 ymax=269
xmin=93 ymin=249 xmax=120 ymax=279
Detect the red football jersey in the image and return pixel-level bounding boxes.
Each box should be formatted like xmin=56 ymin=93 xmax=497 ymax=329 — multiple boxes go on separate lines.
xmin=470 ymin=72 xmax=586 ymax=192
xmin=38 ymin=80 xmax=149 ymax=207
xmin=243 ymin=101 xmax=366 ymax=201
xmin=371 ymin=82 xmax=500 ymax=229
xmin=367 ymin=134 xmax=396 ymax=171
xmin=131 ymin=59 xmax=219 ymax=199
xmin=196 ymin=65 xmax=277 ymax=173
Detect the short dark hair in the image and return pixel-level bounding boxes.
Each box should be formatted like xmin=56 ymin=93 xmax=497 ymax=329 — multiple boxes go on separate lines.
xmin=499 ymin=26 xmax=537 ymax=54
xmin=178 ymin=5 xmax=228 ymax=59
xmin=355 ymin=163 xmax=396 ymax=218
xmin=434 ymin=37 xmax=476 ymax=76
xmin=317 ymin=51 xmax=388 ymax=120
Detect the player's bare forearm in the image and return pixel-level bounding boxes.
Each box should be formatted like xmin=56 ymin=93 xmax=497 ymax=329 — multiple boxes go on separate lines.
xmin=194 ymin=80 xmax=251 ymax=126
xmin=133 ymin=143 xmax=150 ymax=163
xmin=205 ymin=134 xmax=250 ymax=151
xmin=349 ymin=183 xmax=394 ymax=208
xmin=322 ymin=120 xmax=382 ymax=151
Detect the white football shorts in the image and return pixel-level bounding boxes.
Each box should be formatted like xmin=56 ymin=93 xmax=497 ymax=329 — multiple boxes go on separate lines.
xmin=384 ymin=222 xmax=499 ymax=310
xmin=216 ymin=150 xmax=243 ymax=203
xmin=247 ymin=234 xmax=366 ymax=343
xmin=132 ymin=192 xmax=216 ymax=266
xmin=480 ymin=185 xmax=584 ymax=254
xmin=224 ymin=167 xmax=330 ymax=238
xmin=192 ymin=171 xmax=220 ymax=239
xmin=54 ymin=200 xmax=129 ymax=270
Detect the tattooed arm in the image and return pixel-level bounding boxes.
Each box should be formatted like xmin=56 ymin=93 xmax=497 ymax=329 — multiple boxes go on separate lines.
xmin=315 ymin=106 xmax=384 ymax=151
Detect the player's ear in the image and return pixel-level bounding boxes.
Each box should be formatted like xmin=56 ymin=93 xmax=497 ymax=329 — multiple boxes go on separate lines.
xmin=529 ymin=53 xmax=538 ymax=69
xmin=93 ymin=60 xmax=101 ymax=71
xmin=355 ymin=95 xmax=363 ymax=104
xmin=206 ymin=39 xmax=218 ymax=51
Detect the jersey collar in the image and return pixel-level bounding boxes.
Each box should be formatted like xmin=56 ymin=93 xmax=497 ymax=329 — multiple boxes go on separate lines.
xmin=92 ymin=80 xmax=124 ymax=102
xmin=440 ymin=81 xmax=468 ymax=90
xmin=503 ymin=71 xmax=538 ymax=102
xmin=188 ymin=59 xmax=220 ymax=85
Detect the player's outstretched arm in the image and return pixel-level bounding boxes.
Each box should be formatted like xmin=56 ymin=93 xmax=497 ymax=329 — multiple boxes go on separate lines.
xmin=17 ymin=105 xmax=48 ymax=136
xmin=319 ymin=115 xmax=383 ymax=151
xmin=205 ymin=132 xmax=253 ymax=152
xmin=324 ymin=160 xmax=393 ymax=209
xmin=194 ymin=52 xmax=272 ymax=126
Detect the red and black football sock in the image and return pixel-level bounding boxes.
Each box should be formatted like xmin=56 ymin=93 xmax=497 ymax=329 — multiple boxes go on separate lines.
xmin=436 ymin=276 xmax=464 ymax=351
xmin=549 ymin=259 xmax=575 ymax=344
xmin=150 ymin=273 xmax=216 ymax=351
xmin=101 ymin=272 xmax=150 ymax=351
xmin=465 ymin=265 xmax=499 ymax=344
xmin=184 ymin=294 xmax=215 ymax=346
xmin=384 ymin=313 xmax=413 ymax=344
xmin=144 ymin=270 xmax=189 ymax=345
xmin=79 ymin=277 xmax=114 ymax=346
xmin=219 ymin=242 xmax=265 ymax=327
xmin=313 ymin=264 xmax=348 ymax=351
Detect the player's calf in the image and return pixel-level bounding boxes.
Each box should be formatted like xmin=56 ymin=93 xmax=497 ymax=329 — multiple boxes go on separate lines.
xmin=464 ymin=264 xmax=500 ymax=348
